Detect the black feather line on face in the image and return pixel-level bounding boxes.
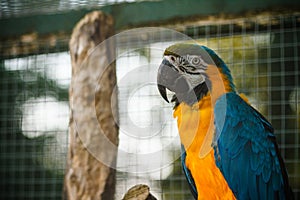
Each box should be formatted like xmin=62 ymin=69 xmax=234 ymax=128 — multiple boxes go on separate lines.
xmin=185 ymin=71 xmax=201 ymax=75
xmin=171 ymin=81 xmax=209 ymax=108
xmin=178 ymin=66 xmax=186 ymax=73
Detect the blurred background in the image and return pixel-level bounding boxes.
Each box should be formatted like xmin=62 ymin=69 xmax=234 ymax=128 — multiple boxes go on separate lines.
xmin=0 ymin=0 xmax=299 ymax=199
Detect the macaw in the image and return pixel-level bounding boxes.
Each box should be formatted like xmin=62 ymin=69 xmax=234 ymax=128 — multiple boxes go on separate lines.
xmin=157 ymin=43 xmax=294 ymax=199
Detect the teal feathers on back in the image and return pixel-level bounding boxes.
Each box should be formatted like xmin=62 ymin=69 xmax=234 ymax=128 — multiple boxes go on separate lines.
xmin=214 ymin=92 xmax=294 ymax=199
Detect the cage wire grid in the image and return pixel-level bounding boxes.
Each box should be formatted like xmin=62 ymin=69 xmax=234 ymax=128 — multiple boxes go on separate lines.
xmin=0 ymin=14 xmax=299 ymax=199
xmin=0 ymin=0 xmax=145 ymax=18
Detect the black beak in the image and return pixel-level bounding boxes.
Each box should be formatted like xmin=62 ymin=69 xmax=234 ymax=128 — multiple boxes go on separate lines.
xmin=157 ymin=59 xmax=191 ymax=103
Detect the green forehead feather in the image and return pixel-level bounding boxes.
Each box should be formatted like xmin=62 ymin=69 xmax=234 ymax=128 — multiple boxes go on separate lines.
xmin=164 ymin=43 xmax=203 ymax=57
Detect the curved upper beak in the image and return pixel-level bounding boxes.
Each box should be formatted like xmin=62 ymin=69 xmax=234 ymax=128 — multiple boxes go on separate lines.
xmin=157 ymin=59 xmax=191 ymax=103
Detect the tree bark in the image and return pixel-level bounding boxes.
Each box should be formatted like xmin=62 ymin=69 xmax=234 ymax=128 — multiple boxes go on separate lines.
xmin=64 ymin=11 xmax=118 ymax=200
xmin=122 ymin=185 xmax=157 ymax=200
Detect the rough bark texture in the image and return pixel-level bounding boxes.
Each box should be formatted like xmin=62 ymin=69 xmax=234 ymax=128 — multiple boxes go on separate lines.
xmin=64 ymin=11 xmax=118 ymax=200
xmin=122 ymin=185 xmax=157 ymax=200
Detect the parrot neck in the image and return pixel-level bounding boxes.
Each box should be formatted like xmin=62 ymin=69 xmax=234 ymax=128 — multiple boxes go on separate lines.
xmin=200 ymin=45 xmax=236 ymax=94
xmin=206 ymin=64 xmax=235 ymax=105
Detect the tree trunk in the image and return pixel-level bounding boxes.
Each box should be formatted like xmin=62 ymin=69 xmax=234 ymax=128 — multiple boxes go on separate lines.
xmin=64 ymin=11 xmax=118 ymax=200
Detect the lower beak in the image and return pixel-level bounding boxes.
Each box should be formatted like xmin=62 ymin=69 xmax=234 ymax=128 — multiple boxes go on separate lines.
xmin=157 ymin=59 xmax=191 ymax=103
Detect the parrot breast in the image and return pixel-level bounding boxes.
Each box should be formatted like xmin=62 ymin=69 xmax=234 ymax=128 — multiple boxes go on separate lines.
xmin=174 ymin=95 xmax=236 ymax=200
xmin=173 ymin=66 xmax=237 ymax=199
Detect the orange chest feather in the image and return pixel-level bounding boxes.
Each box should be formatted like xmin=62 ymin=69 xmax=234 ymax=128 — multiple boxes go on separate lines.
xmin=173 ymin=96 xmax=236 ymax=200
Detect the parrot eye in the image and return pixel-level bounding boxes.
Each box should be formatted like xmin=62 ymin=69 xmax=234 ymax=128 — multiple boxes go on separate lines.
xmin=191 ymin=57 xmax=201 ymax=66
xmin=170 ymin=56 xmax=176 ymax=62
xmin=185 ymin=55 xmax=208 ymax=69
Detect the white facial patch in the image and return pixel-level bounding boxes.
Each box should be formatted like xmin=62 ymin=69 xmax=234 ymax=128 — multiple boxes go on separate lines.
xmin=185 ymin=55 xmax=209 ymax=69
xmin=164 ymin=55 xmax=208 ymax=74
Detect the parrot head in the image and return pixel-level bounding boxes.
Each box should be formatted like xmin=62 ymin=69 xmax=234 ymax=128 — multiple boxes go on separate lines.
xmin=157 ymin=43 xmax=235 ymax=106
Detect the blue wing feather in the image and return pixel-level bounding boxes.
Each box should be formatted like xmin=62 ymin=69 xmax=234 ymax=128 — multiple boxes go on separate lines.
xmin=181 ymin=145 xmax=198 ymax=199
xmin=214 ymin=92 xmax=293 ymax=199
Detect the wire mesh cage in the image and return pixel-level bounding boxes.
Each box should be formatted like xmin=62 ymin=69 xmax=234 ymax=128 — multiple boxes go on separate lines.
xmin=0 ymin=2 xmax=299 ymax=199
xmin=0 ymin=0 xmax=145 ymax=18
xmin=1 ymin=51 xmax=70 ymax=199
xmin=114 ymin=15 xmax=300 ymax=199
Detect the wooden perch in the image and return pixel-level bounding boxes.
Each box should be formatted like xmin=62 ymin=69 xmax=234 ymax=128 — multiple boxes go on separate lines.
xmin=122 ymin=184 xmax=157 ymax=200
xmin=64 ymin=11 xmax=118 ymax=200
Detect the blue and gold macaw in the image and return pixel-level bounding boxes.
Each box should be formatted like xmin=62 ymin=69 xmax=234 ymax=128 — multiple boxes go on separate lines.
xmin=157 ymin=43 xmax=294 ymax=199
